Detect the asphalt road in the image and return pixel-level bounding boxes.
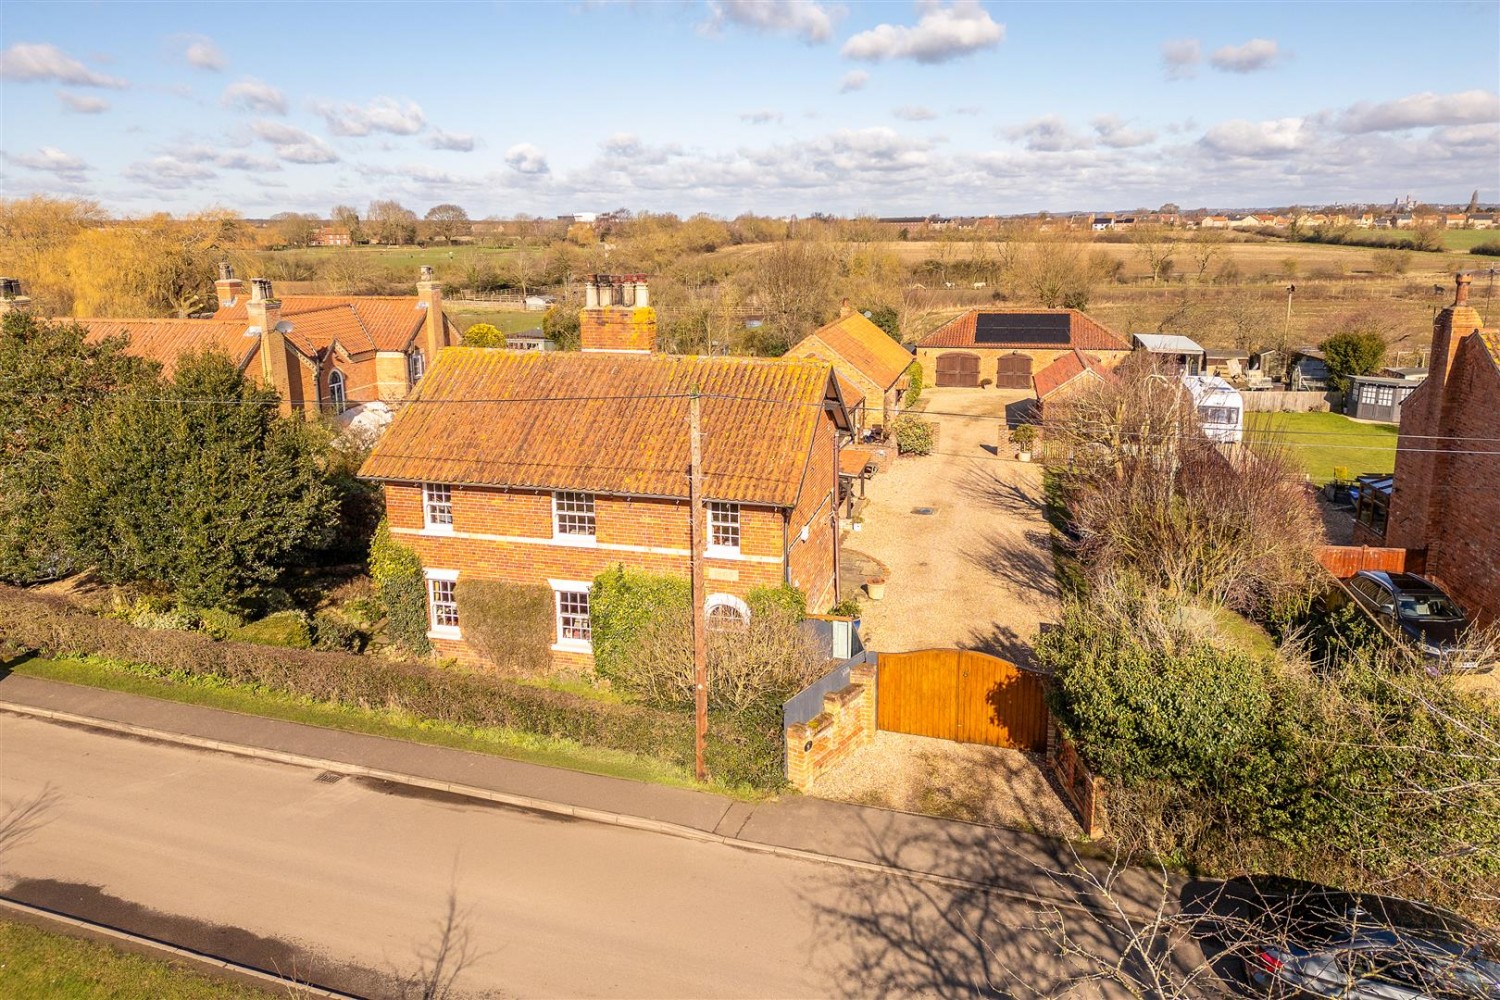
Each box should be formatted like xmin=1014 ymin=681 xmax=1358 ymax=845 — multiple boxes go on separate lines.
xmin=0 ymin=713 xmax=1099 ymax=999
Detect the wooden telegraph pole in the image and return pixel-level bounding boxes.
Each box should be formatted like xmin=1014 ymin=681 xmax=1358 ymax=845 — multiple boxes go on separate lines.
xmin=688 ymin=390 xmax=709 ymax=782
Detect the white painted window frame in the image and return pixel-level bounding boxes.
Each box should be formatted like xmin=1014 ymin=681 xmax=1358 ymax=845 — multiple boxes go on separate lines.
xmin=425 ymin=568 xmax=461 ymax=640
xmin=422 ymin=483 xmax=453 ymax=534
xmin=549 ymin=578 xmax=593 ymax=653
xmin=706 ymin=501 xmax=741 ymax=558
xmin=551 ymin=491 xmax=597 ymax=546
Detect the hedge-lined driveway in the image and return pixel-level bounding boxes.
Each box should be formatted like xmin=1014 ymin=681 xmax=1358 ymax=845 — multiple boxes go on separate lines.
xmin=850 ymin=387 xmax=1059 ymax=666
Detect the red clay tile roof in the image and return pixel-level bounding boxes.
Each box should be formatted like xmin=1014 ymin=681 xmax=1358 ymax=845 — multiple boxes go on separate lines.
xmin=359 ymin=348 xmax=842 ymax=507
xmin=789 ymin=311 xmax=914 ymax=389
xmin=839 ymin=447 xmax=874 ymax=477
xmin=1033 ymin=348 xmax=1107 ymax=399
xmin=215 ymin=295 xmax=426 ymax=353
xmin=918 ymin=308 xmax=1129 ymax=352
xmin=81 ymin=319 xmax=261 ymax=377
xmin=834 ymin=371 xmax=865 ymax=408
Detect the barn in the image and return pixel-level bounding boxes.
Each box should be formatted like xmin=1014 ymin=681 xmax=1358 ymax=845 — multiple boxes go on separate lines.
xmin=915 ymin=308 xmax=1131 ymax=389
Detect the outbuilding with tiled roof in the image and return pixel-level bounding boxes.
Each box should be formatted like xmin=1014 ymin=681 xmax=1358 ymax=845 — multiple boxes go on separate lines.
xmin=785 ymin=302 xmax=914 ymax=430
xmin=915 ymin=308 xmax=1130 ymax=389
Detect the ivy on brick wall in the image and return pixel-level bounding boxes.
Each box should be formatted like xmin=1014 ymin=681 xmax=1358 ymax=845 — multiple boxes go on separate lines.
xmin=457 ymin=580 xmax=554 ymax=675
xmin=369 ymin=518 xmax=429 ymax=656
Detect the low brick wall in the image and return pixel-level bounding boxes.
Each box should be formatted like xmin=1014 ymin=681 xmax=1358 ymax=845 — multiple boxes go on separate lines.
xmin=785 ymin=662 xmax=875 ymax=792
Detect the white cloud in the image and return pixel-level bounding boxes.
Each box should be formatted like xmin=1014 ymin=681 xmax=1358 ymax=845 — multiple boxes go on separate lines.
xmin=1336 ymin=90 xmax=1500 ymax=133
xmin=178 ymin=34 xmax=225 ymax=71
xmin=839 ymin=69 xmax=869 ymax=92
xmin=1007 ymin=115 xmax=1093 ymax=152
xmin=740 ymin=109 xmax=783 ymax=124
xmin=1432 ymin=123 xmax=1500 ymax=148
xmin=215 ymin=151 xmax=281 ymax=171
xmin=1161 ymin=38 xmax=1200 ymax=80
xmin=893 ymin=105 xmax=937 ymax=121
xmin=427 ymin=129 xmax=476 ymax=151
xmin=58 ymin=91 xmax=110 ymax=113
xmin=1091 ymin=114 xmax=1157 ymax=149
xmin=505 ymin=143 xmax=549 ymax=174
xmin=0 ymin=43 xmax=127 ymax=88
xmin=122 ymin=155 xmax=217 ymax=189
xmin=314 ymin=97 xmax=426 ymax=137
xmin=1200 ymin=117 xmax=1308 ymax=157
xmin=704 ymin=0 xmax=842 ymax=43
xmin=252 ymin=121 xmax=339 ymax=164
xmin=222 ymin=78 xmax=288 ymax=114
xmin=1209 ymin=38 xmax=1280 ymax=73
xmin=4 ymin=146 xmax=90 ymax=179
xmin=841 ymin=1 xmax=1003 ymax=64
xmin=954 ymin=105 xmax=982 ymax=115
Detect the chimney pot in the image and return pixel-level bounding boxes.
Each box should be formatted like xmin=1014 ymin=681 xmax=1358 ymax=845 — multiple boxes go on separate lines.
xmin=1455 ymin=271 xmax=1472 ymax=306
xmin=251 ymin=277 xmax=275 ymax=302
xmin=218 ymin=261 xmax=234 ymax=281
xmin=420 ymin=265 xmax=435 ymax=283
xmin=840 ymin=297 xmax=852 ymax=318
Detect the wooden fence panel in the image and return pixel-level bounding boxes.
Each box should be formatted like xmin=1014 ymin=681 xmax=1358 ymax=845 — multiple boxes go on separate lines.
xmin=1316 ymin=545 xmax=1424 ymax=579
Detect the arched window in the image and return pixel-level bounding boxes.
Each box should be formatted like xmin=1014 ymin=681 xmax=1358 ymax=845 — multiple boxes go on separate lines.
xmin=327 ymin=368 xmax=348 ymax=414
xmin=408 ymin=349 xmax=426 ymax=385
xmin=705 ymin=593 xmax=751 ymax=630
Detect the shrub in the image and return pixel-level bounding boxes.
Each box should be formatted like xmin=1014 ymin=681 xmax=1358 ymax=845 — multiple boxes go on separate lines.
xmin=1470 ymin=240 xmax=1500 ymax=257
xmin=589 ymin=566 xmax=692 ymax=686
xmin=827 ymin=596 xmax=861 ymax=617
xmin=461 ymin=322 xmax=506 ymax=347
xmin=0 ymin=585 xmax=784 ymax=790
xmin=904 ymin=362 xmax=924 ymax=409
xmin=232 ymin=610 xmax=312 ymax=649
xmin=196 ymin=607 xmax=242 ymax=640
xmin=311 ymin=611 xmax=368 ymax=654
xmin=1011 ymin=423 xmax=1038 ymax=453
xmin=890 ymin=416 xmax=935 ymax=456
xmin=747 ymin=583 xmax=806 ymax=621
xmin=369 ymin=519 xmax=429 ymax=656
xmin=457 ymin=580 xmax=553 ymax=675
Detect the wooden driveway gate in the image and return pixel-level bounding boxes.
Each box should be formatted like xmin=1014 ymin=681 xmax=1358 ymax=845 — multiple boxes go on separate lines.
xmin=876 ymin=649 xmax=1049 ymax=751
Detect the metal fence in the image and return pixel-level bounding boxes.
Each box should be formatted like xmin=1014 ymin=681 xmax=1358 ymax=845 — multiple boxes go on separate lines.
xmin=783 ymin=650 xmax=876 ymax=729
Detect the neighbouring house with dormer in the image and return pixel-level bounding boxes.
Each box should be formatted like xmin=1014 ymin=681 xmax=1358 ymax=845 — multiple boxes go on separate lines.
xmin=358 ymin=275 xmax=853 ymax=670
xmin=784 ymin=301 xmax=914 ymax=433
xmin=1363 ymin=273 xmax=1500 ymax=624
xmin=75 ymin=264 xmax=456 ymax=426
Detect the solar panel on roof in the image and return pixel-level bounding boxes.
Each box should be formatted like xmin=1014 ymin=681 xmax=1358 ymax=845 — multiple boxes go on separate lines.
xmin=974 ymin=313 xmax=1072 ymax=345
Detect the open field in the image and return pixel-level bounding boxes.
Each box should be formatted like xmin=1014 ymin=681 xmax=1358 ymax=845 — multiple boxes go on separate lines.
xmin=1246 ymin=410 xmax=1399 ymax=484
xmin=446 ymin=307 xmax=544 ymax=335
xmin=1443 ymin=229 xmax=1500 ymax=251
xmin=0 ymin=920 xmax=279 ymax=999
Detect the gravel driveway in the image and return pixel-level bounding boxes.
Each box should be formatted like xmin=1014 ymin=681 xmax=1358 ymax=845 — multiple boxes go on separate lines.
xmin=851 ymin=387 xmax=1060 ymax=666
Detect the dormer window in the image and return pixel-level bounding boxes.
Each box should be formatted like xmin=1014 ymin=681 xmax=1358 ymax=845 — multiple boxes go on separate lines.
xmin=408 ymin=348 xmax=426 ymax=385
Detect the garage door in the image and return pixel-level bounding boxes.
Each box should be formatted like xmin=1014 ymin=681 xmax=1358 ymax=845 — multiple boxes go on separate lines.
xmin=936 ymin=352 xmax=980 ymax=387
xmin=996 ymin=352 xmax=1033 ymax=389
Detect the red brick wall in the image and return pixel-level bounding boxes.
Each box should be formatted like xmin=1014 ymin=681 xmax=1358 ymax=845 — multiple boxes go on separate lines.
xmin=1420 ymin=336 xmax=1500 ymax=624
xmin=385 ymin=482 xmax=799 ymax=667
xmin=786 ymin=409 xmax=841 ymax=613
xmin=784 ymin=662 xmax=875 ymax=792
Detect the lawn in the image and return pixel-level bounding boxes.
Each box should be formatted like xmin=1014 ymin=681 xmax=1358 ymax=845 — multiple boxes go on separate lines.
xmin=0 ymin=920 xmax=279 ymax=999
xmin=1442 ymin=229 xmax=1500 ymax=252
xmin=1245 ymin=410 xmax=1399 ymax=484
xmin=448 ymin=309 xmax=545 ymax=336
xmin=8 ymin=655 xmax=760 ymax=798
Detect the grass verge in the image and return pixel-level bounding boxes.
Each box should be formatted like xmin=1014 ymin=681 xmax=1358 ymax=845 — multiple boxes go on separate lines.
xmin=0 ymin=920 xmax=279 ymax=999
xmin=1245 ymin=410 xmax=1398 ymax=484
xmin=8 ymin=654 xmax=762 ymax=799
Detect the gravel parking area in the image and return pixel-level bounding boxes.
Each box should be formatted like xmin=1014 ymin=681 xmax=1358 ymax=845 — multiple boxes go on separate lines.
xmin=852 ymin=387 xmax=1060 ymax=666
xmin=814 ymin=731 xmax=1082 ymax=839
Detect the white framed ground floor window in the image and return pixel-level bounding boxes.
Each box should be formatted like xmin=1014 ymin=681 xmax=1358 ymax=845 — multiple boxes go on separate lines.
xmin=425 ymin=568 xmax=461 ymax=640
xmin=548 ymin=579 xmax=593 ymax=653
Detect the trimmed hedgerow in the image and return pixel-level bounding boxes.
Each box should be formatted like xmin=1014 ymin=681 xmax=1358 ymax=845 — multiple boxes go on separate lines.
xmin=0 ymin=585 xmax=783 ymax=790
xmin=589 ymin=565 xmax=691 ymax=686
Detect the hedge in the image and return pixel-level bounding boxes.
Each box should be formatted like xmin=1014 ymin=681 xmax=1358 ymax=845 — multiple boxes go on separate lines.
xmin=0 ymin=585 xmax=783 ymax=789
xmin=369 ymin=519 xmax=429 ymax=656
xmin=456 ymin=580 xmax=553 ymax=675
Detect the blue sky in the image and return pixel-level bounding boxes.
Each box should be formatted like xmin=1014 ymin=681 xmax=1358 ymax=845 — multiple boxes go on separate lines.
xmin=2 ymin=1 xmax=1497 ymax=217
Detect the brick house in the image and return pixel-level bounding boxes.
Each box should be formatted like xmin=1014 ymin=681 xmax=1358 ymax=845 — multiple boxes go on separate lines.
xmin=1032 ymin=347 xmax=1110 ymax=414
xmin=1372 ymin=273 xmax=1500 ymax=624
xmin=916 ymin=308 xmax=1130 ymax=389
xmin=79 ymin=264 xmax=456 ymax=423
xmin=784 ymin=302 xmax=914 ymax=431
xmin=358 ymin=275 xmax=853 ymax=670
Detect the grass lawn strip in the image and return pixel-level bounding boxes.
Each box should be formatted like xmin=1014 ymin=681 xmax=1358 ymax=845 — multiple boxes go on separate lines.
xmin=0 ymin=920 xmax=280 ymax=1000
xmin=10 ymin=655 xmax=762 ymax=800
xmin=1245 ymin=410 xmax=1398 ymax=485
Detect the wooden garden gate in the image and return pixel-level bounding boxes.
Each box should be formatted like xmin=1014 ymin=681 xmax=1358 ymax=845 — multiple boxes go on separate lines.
xmin=876 ymin=649 xmax=1049 ymax=751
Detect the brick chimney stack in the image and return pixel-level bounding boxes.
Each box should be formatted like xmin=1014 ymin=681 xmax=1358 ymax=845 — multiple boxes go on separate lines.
xmin=580 ymin=274 xmax=656 ymax=353
xmin=0 ymin=278 xmax=31 ymax=317
xmin=215 ymin=261 xmax=243 ymax=309
xmin=840 ymin=297 xmax=853 ymax=318
xmin=415 ymin=265 xmax=447 ymax=365
xmin=1427 ymin=272 xmax=1483 ymax=393
xmin=249 ymin=278 xmax=293 ymax=415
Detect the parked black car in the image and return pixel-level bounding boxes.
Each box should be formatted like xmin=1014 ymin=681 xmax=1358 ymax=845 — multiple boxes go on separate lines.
xmin=1235 ymin=879 xmax=1500 ymax=998
xmin=1344 ymin=572 xmax=1479 ymax=668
